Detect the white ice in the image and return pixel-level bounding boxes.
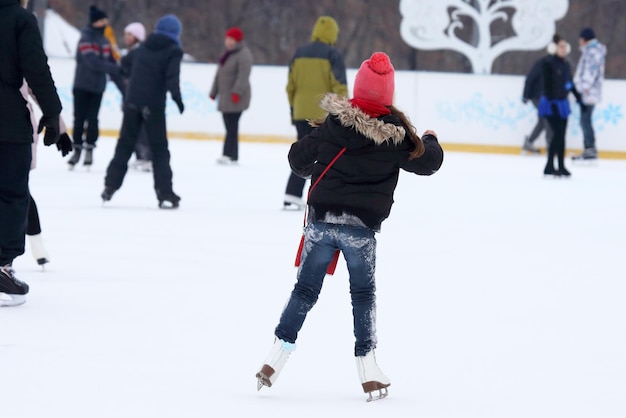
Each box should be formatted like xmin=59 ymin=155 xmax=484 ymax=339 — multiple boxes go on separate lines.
xmin=2 ymin=137 xmax=625 ymax=418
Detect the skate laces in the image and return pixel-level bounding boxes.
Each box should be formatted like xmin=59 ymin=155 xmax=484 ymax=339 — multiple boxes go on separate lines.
xmin=1 ymin=265 xmax=26 ymax=285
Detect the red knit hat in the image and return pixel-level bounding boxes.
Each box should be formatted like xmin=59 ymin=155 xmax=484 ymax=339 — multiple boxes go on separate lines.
xmin=225 ymin=27 xmax=243 ymax=42
xmin=353 ymin=52 xmax=395 ymax=106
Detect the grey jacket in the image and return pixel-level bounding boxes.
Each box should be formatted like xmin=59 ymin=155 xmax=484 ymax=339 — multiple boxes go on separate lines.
xmin=210 ymin=41 xmax=253 ymax=113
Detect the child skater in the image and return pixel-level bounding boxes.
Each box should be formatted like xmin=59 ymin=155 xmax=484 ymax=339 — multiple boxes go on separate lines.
xmin=256 ymin=52 xmax=444 ymax=401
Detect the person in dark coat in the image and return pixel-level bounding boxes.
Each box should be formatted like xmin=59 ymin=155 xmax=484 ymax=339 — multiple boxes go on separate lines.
xmin=283 ymin=16 xmax=348 ymax=209
xmin=521 ymin=47 xmax=555 ymax=154
xmin=0 ymin=0 xmax=66 ymax=306
xmin=102 ymin=14 xmax=184 ymax=209
xmin=68 ymin=5 xmax=123 ymax=169
xmin=538 ymin=35 xmax=581 ymax=177
xmin=122 ymin=22 xmax=152 ymax=172
xmin=209 ymin=26 xmax=253 ymax=165
xmin=256 ymin=52 xmax=443 ymax=400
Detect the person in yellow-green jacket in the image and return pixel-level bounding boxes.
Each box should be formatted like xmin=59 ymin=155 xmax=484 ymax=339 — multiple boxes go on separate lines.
xmin=283 ymin=16 xmax=348 ymax=210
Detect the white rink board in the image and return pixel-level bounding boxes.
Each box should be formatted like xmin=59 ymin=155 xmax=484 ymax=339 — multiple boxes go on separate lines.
xmin=48 ymin=58 xmax=626 ymax=152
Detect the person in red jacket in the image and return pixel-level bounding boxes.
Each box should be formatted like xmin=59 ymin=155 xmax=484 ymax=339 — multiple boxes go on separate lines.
xmin=256 ymin=52 xmax=444 ymax=401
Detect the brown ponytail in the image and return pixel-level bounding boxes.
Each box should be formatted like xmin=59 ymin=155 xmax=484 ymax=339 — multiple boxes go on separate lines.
xmin=389 ymin=105 xmax=424 ymax=160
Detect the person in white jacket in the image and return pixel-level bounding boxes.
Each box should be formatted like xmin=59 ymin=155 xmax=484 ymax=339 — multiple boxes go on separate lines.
xmin=573 ymin=27 xmax=606 ymax=160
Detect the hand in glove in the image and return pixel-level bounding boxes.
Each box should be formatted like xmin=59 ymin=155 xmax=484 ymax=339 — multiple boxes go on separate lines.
xmin=56 ymin=133 xmax=73 ymax=157
xmin=37 ymin=114 xmax=60 ymax=145
xmin=174 ymin=97 xmax=185 ymax=114
xmin=231 ymin=93 xmax=240 ymax=104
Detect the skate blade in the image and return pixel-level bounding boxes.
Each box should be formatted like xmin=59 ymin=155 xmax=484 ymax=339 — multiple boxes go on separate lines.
xmin=255 ymin=372 xmax=271 ymax=391
xmin=283 ymin=203 xmax=305 ymax=211
xmin=158 ymin=202 xmax=179 ymax=209
xmin=0 ymin=293 xmax=26 ymax=307
xmin=366 ymin=387 xmax=389 ymax=402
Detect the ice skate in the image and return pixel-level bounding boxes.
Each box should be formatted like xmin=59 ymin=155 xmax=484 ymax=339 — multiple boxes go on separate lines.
xmin=557 ymin=167 xmax=571 ymax=178
xmin=356 ymin=350 xmax=390 ymax=402
xmin=572 ymin=148 xmax=598 ymax=164
xmin=283 ymin=194 xmax=305 ymax=211
xmin=28 ymin=233 xmax=50 ymax=268
xmin=83 ymin=144 xmax=94 ymax=168
xmin=256 ymin=338 xmax=296 ymax=390
xmin=216 ymin=155 xmax=238 ymax=166
xmin=543 ymin=164 xmax=560 ymax=178
xmin=67 ymin=144 xmax=82 ymax=169
xmin=157 ymin=191 xmax=181 ymax=209
xmin=101 ymin=187 xmax=115 ymax=203
xmin=0 ymin=265 xmax=29 ymax=307
xmin=521 ymin=137 xmax=540 ymax=155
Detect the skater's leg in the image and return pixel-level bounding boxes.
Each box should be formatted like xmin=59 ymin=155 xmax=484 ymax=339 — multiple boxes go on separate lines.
xmin=222 ymin=112 xmax=241 ymax=161
xmin=105 ymin=106 xmax=142 ymax=191
xmin=337 ymin=225 xmax=378 ymax=357
xmin=275 ymin=221 xmax=337 ymax=343
xmin=145 ymin=108 xmax=174 ymax=197
xmin=0 ymin=143 xmax=31 ymax=265
xmin=580 ymin=104 xmax=596 ymax=151
xmin=84 ymin=92 xmax=104 ymax=148
xmin=26 ymin=193 xmax=41 ymax=236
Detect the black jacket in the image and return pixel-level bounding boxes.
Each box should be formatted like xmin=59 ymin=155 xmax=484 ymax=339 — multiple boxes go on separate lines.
xmin=542 ymin=55 xmax=581 ymax=102
xmin=0 ymin=0 xmax=61 ymax=143
xmin=289 ymin=94 xmax=444 ymax=230
xmin=73 ymin=26 xmax=122 ymax=94
xmin=125 ymin=34 xmax=183 ymax=109
xmin=523 ymin=55 xmax=550 ymax=101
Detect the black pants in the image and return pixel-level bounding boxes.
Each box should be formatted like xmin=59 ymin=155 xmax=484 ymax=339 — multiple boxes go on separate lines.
xmin=105 ymin=104 xmax=174 ymax=196
xmin=285 ymin=120 xmax=314 ymax=198
xmin=134 ymin=126 xmax=152 ymax=161
xmin=73 ymin=89 xmax=103 ymax=146
xmin=222 ymin=112 xmax=242 ymax=161
xmin=545 ymin=114 xmax=568 ymax=170
xmin=0 ymin=143 xmax=31 ymax=265
xmin=27 ymin=193 xmax=41 ymax=236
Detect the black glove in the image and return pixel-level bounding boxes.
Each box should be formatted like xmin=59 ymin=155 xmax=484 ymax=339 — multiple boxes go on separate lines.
xmin=37 ymin=114 xmax=60 ymax=145
xmin=56 ymin=133 xmax=73 ymax=157
xmin=522 ymin=97 xmax=529 ymax=104
xmin=174 ymin=97 xmax=184 ymax=114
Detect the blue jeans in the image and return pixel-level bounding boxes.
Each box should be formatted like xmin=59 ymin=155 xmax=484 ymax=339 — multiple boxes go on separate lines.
xmin=275 ymin=221 xmax=378 ymax=356
xmin=580 ymin=104 xmax=596 ymax=150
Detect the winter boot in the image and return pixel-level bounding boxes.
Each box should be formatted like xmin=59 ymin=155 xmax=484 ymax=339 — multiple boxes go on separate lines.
xmin=101 ymin=187 xmax=116 ymax=202
xmin=83 ymin=144 xmax=94 ymax=166
xmin=356 ymin=350 xmax=391 ymax=402
xmin=283 ymin=194 xmax=305 ymax=211
xmin=0 ymin=265 xmax=29 ymax=307
xmin=68 ymin=144 xmax=83 ymax=168
xmin=157 ymin=191 xmax=181 ymax=209
xmin=256 ymin=338 xmax=296 ymax=390
xmin=28 ymin=233 xmax=50 ymax=267
xmin=216 ymin=155 xmax=238 ymax=165
xmin=543 ymin=163 xmax=559 ymax=177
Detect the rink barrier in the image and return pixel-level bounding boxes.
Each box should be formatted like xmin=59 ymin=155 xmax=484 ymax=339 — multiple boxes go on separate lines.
xmin=93 ymin=128 xmax=626 ymax=160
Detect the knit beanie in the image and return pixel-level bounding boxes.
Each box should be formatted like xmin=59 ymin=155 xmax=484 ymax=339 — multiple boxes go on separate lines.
xmin=155 ymin=14 xmax=182 ymax=45
xmin=89 ymin=5 xmax=107 ymax=24
xmin=225 ymin=27 xmax=243 ymax=42
xmin=353 ymin=52 xmax=395 ymax=106
xmin=579 ymin=27 xmax=596 ymax=41
xmin=124 ymin=22 xmax=146 ymax=42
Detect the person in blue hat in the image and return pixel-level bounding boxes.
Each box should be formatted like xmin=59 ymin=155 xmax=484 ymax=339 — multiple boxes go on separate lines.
xmin=102 ymin=14 xmax=185 ymax=209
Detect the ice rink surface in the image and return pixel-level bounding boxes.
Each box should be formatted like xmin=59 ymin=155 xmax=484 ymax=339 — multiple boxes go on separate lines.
xmin=2 ymin=137 xmax=625 ymax=418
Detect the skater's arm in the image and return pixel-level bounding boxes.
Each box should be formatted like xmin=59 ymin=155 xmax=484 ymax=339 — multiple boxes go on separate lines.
xmin=165 ymin=49 xmax=184 ymax=103
xmin=400 ymin=133 xmax=443 ymax=176
xmin=288 ymin=130 xmax=320 ymax=179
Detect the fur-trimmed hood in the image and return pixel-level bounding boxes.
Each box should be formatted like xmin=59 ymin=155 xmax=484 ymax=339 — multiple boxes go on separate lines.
xmin=319 ymin=93 xmax=406 ymax=146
